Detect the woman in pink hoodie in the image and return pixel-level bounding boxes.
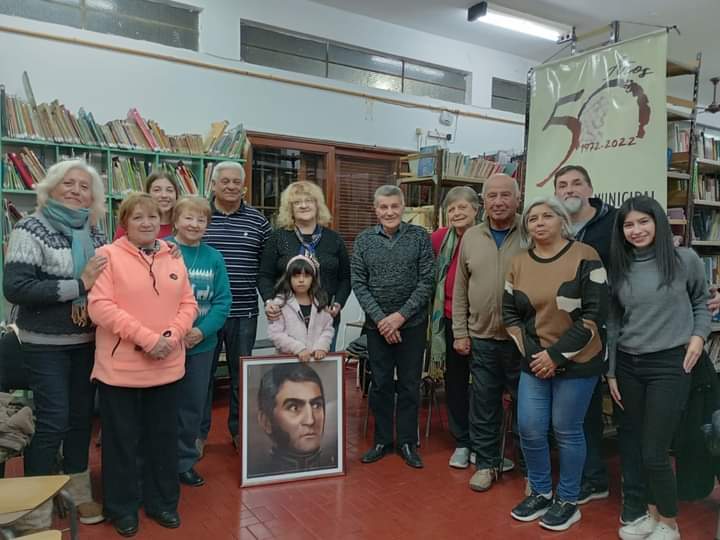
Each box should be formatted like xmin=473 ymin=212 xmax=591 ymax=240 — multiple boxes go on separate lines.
xmin=267 ymin=255 xmax=334 ymax=362
xmin=88 ymin=193 xmax=197 ymax=537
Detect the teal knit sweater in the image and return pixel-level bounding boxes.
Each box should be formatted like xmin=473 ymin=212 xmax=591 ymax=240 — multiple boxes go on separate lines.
xmin=170 ymin=237 xmax=232 ymax=355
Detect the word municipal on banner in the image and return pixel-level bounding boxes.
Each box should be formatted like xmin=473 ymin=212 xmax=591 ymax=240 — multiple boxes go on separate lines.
xmin=525 ymin=30 xmax=668 ymax=208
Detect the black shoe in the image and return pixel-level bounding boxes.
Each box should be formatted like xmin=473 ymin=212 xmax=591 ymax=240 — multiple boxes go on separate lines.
xmin=398 ymin=443 xmax=423 ymax=468
xmin=577 ymin=483 xmax=609 ymax=505
xmin=539 ymin=500 xmax=581 ymax=531
xmin=179 ymin=468 xmax=205 ymax=487
xmin=510 ymin=492 xmax=553 ymax=522
xmin=361 ymin=443 xmax=393 ymax=464
xmin=147 ymin=511 xmax=181 ymax=529
xmin=113 ymin=515 xmax=139 ymax=537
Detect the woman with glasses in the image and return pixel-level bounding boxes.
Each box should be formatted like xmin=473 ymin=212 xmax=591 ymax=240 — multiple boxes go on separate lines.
xmin=88 ymin=193 xmax=197 ymax=537
xmin=258 ymin=181 xmax=350 ymax=349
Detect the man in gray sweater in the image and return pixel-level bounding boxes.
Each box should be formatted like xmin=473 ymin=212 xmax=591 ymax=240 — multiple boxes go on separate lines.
xmin=351 ymin=185 xmax=435 ymax=468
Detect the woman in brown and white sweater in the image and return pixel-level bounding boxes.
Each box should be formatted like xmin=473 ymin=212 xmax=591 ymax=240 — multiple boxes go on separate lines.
xmin=503 ymin=196 xmax=608 ymax=532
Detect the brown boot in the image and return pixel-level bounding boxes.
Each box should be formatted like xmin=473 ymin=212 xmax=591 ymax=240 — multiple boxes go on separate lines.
xmin=66 ymin=470 xmax=104 ymax=525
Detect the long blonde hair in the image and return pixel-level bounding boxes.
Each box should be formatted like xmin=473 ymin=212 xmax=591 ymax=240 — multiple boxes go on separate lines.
xmin=276 ymin=181 xmax=332 ymax=230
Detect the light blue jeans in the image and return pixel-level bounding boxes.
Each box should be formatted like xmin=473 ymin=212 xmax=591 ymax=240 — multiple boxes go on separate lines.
xmin=518 ymin=371 xmax=598 ymax=502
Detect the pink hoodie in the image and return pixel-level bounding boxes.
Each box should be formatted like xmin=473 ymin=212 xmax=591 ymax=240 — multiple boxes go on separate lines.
xmin=267 ymin=295 xmax=334 ymax=355
xmin=88 ymin=236 xmax=198 ymax=388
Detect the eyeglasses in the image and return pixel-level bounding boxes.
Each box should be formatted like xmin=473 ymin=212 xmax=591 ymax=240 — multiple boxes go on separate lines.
xmin=292 ymin=198 xmax=316 ymax=207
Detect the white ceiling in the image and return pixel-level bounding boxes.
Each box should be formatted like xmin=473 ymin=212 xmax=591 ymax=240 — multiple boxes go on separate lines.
xmin=309 ymin=0 xmax=720 ymax=111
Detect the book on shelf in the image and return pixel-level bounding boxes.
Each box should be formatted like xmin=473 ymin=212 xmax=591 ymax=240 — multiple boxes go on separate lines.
xmin=705 ymin=334 xmax=720 ymax=373
xmin=3 ymin=199 xmax=28 ymax=243
xmin=444 ymin=150 xmax=518 ymax=179
xmin=4 ymin=147 xmax=46 ymax=189
xmin=111 ymin=156 xmax=151 ymax=193
xmin=701 ymin=255 xmax=720 ymax=285
xmin=694 ymin=173 xmax=720 ymax=202
xmin=2 ymin=72 xmax=249 ymax=159
xmin=692 ymin=207 xmax=720 ymax=241
xmin=160 ymin=161 xmax=198 ymax=195
xmin=697 ymin=131 xmax=720 ymax=161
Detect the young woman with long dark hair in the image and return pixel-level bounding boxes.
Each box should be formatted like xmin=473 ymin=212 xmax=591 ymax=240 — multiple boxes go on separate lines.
xmin=607 ymin=196 xmax=710 ymax=540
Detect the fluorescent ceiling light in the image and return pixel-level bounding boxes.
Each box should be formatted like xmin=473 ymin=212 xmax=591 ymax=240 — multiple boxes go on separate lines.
xmin=468 ymin=2 xmax=571 ymax=43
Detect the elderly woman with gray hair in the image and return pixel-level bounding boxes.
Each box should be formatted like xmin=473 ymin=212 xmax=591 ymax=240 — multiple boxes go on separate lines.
xmin=3 ymin=158 xmax=107 ymax=530
xmin=502 ymin=196 xmax=608 ymax=532
xmin=429 ymin=186 xmax=480 ymax=469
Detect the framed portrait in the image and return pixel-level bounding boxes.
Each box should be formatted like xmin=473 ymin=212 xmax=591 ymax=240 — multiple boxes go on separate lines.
xmin=240 ymin=354 xmax=346 ymax=487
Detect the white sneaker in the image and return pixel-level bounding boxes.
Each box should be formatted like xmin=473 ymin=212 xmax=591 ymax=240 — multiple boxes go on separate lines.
xmin=646 ymin=523 xmax=680 ymax=540
xmin=619 ymin=514 xmax=657 ymax=540
xmin=449 ymin=447 xmax=470 ymax=469
xmin=502 ymin=457 xmax=515 ymax=472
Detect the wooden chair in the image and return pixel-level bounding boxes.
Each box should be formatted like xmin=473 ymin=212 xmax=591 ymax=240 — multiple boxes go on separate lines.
xmin=0 ymin=475 xmax=78 ymax=540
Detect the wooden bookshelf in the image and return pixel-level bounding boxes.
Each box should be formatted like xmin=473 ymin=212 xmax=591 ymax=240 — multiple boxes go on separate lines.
xmin=666 ymin=59 xmax=699 ymax=78
xmin=693 ymin=199 xmax=720 ymax=208
xmin=0 ymin=92 xmax=248 ymax=320
xmin=667 ymin=170 xmax=691 ymax=180
xmin=397 ymin=147 xmax=519 ymax=228
xmin=668 ymin=218 xmax=687 ymax=225
xmin=697 ymin=158 xmax=720 ymax=173
xmin=691 ymin=241 xmax=720 ymax=247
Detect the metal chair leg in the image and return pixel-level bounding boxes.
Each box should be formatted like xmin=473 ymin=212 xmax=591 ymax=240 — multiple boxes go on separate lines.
xmin=57 ymin=488 xmax=79 ymax=540
xmin=425 ymin=383 xmax=433 ymax=438
xmin=497 ymin=400 xmax=513 ymax=479
xmin=363 ymin=380 xmax=372 ymax=438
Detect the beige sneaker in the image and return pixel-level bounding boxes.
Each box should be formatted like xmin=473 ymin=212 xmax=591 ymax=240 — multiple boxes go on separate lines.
xmin=469 ymin=468 xmax=494 ymax=492
xmin=66 ymin=470 xmax=104 ymax=525
xmin=77 ymin=501 xmax=104 ymax=525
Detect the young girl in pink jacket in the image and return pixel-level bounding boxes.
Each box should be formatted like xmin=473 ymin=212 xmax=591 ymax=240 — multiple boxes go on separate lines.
xmin=267 ymin=255 xmax=334 ymax=361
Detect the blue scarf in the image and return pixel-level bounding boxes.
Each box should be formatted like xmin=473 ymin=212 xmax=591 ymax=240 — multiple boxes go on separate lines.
xmin=42 ymin=199 xmax=96 ymax=326
xmin=295 ymin=225 xmax=323 ymax=261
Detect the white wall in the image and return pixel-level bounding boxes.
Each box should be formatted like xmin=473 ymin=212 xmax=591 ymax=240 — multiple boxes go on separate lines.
xmin=0 ymin=0 xmax=535 ymax=342
xmin=0 ymin=0 xmax=534 ymax=154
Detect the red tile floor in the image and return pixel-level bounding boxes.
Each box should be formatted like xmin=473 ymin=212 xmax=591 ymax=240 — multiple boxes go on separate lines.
xmin=6 ymin=368 xmax=720 ymax=539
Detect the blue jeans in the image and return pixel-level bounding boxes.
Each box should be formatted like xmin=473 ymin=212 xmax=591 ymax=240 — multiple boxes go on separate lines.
xmin=177 ymin=349 xmax=214 ymax=473
xmin=22 ymin=343 xmax=95 ymax=476
xmin=201 ymin=316 xmax=257 ymax=439
xmin=518 ymin=371 xmax=598 ymax=502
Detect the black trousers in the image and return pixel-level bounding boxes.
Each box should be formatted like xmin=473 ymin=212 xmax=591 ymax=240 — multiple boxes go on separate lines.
xmin=617 ymin=347 xmax=691 ymax=518
xmin=99 ymin=381 xmax=180 ymax=519
xmin=443 ymin=318 xmax=470 ymax=448
xmin=581 ymin=379 xmax=609 ymax=488
xmin=366 ymin=322 xmax=426 ymax=447
xmin=469 ymin=338 xmax=521 ymax=470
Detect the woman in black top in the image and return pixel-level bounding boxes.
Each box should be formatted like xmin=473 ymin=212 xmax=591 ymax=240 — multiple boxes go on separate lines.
xmin=258 ymin=181 xmax=351 ymax=348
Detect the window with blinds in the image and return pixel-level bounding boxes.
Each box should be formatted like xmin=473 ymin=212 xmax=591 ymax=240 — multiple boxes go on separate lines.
xmin=335 ymin=155 xmax=397 ymax=252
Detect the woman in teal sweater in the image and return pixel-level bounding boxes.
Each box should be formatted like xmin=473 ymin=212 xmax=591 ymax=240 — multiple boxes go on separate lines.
xmin=169 ymin=196 xmax=231 ymax=487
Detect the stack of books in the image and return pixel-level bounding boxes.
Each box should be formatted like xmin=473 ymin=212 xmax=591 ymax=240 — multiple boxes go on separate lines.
xmin=4 ymin=147 xmax=46 ymax=189
xmin=695 ymin=174 xmax=720 ymax=201
xmin=1 ymin=74 xmax=249 ymax=158
xmin=160 ymin=161 xmax=198 ymax=195
xmin=111 ymin=157 xmax=151 ymax=193
xmin=204 ymin=121 xmax=249 ymax=158
xmin=444 ymin=152 xmax=514 ymax=179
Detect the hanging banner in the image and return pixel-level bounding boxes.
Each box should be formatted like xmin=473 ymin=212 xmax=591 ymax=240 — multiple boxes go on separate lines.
xmin=525 ymin=30 xmax=668 ymax=208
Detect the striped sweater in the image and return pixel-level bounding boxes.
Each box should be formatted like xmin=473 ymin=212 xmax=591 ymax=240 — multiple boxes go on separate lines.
xmin=502 ymin=241 xmax=608 ymax=378
xmin=3 ymin=212 xmax=106 ymax=346
xmin=203 ymin=201 xmax=271 ymax=318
